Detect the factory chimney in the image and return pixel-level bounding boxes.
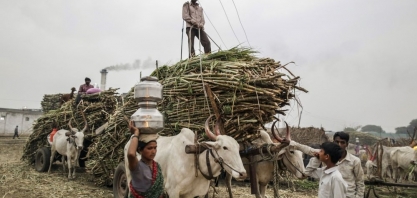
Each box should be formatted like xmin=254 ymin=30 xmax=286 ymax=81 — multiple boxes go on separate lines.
xmin=100 ymin=69 xmax=108 ymax=91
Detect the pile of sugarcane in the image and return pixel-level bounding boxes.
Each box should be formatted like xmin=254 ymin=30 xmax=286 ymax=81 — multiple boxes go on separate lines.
xmin=41 ymin=94 xmax=63 ymax=112
xmin=21 ymin=89 xmax=120 ymax=163
xmin=86 ymin=90 xmax=139 ymax=185
xmin=84 ymin=47 xmax=307 ymax=186
xmin=153 ymin=47 xmax=307 ymax=141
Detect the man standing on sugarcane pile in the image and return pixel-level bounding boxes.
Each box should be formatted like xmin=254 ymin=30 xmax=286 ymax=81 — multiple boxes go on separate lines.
xmin=75 ymin=77 xmax=94 ymax=105
xmin=182 ymin=0 xmax=211 ymax=57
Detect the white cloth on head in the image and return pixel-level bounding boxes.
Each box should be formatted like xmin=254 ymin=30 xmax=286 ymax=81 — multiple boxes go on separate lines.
xmin=138 ymin=134 xmax=159 ymax=143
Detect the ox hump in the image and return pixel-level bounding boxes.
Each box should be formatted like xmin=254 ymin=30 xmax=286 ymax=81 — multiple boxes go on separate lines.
xmin=179 ymin=128 xmax=195 ymax=141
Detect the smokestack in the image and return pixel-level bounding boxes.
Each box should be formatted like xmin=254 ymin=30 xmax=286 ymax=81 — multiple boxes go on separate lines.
xmin=100 ymin=69 xmax=108 ymax=91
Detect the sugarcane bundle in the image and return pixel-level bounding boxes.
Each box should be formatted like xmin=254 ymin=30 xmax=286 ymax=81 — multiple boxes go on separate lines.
xmin=152 ymin=47 xmax=307 ymax=142
xmin=85 ymin=47 xmax=307 ymax=186
xmin=41 ymin=94 xmax=63 ymax=112
xmin=86 ymin=90 xmax=138 ymax=185
xmin=21 ymin=89 xmax=120 ymax=163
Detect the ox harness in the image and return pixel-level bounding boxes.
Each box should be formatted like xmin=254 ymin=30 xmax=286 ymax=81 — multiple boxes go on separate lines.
xmin=245 ymin=143 xmax=306 ymax=177
xmin=195 ymin=143 xmax=242 ymax=180
xmin=281 ymin=152 xmax=306 ymax=177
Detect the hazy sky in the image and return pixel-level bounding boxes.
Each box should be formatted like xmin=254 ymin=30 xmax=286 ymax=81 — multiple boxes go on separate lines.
xmin=1 ymin=0 xmax=416 ymax=133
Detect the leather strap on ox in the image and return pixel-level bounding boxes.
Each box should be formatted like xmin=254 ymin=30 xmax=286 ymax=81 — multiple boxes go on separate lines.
xmin=196 ymin=143 xmax=243 ymax=180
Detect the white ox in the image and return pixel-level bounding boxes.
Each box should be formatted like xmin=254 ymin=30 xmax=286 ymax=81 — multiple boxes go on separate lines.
xmin=226 ymin=121 xmax=306 ymax=198
xmin=390 ymin=146 xmax=417 ymax=182
xmin=370 ymin=145 xmax=397 ymax=179
xmin=365 ymin=146 xmax=378 ymax=179
xmin=48 ymin=113 xmax=86 ymax=179
xmin=124 ymin=116 xmax=247 ymax=198
xmin=365 ymin=144 xmax=411 ymax=181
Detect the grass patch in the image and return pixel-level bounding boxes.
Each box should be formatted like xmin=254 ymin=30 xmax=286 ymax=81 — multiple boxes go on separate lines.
xmin=294 ymin=180 xmax=319 ymax=191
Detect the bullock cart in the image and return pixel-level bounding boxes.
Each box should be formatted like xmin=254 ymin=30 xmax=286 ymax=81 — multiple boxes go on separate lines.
xmin=110 ymin=48 xmax=306 ymax=198
xmin=22 ymin=89 xmax=119 ymax=173
xmin=33 ymin=111 xmax=89 ymax=179
xmin=364 ymin=178 xmax=417 ymax=198
xmin=363 ymin=133 xmax=417 ymax=198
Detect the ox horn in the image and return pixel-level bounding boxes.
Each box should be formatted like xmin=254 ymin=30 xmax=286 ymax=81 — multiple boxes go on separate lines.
xmin=271 ymin=121 xmax=291 ymax=142
xmin=284 ymin=121 xmax=291 ymax=141
xmin=271 ymin=120 xmax=283 ymax=142
xmin=366 ymin=147 xmax=373 ymax=161
xmin=205 ymin=115 xmax=217 ymax=141
xmin=80 ymin=110 xmax=88 ymax=132
xmin=68 ymin=118 xmax=74 ymax=130
xmin=68 ymin=118 xmax=76 ymax=135
xmin=214 ymin=118 xmax=221 ymax=136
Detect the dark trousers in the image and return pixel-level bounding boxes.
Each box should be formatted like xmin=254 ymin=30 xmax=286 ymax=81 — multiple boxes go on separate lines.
xmin=13 ymin=132 xmax=19 ymax=139
xmin=186 ymin=27 xmax=211 ymax=57
xmin=75 ymin=93 xmax=81 ymax=105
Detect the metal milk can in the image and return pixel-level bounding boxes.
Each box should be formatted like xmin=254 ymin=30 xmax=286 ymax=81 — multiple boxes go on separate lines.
xmin=130 ymin=76 xmax=164 ymax=134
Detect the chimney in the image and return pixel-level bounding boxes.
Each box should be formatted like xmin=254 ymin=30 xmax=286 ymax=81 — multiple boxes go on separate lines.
xmin=100 ymin=69 xmax=108 ymax=91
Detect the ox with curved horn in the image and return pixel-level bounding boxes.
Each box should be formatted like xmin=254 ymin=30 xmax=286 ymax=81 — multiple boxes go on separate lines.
xmin=68 ymin=111 xmax=88 ymax=135
xmin=122 ymin=115 xmax=246 ymax=197
xmin=225 ymin=120 xmax=305 ymax=198
xmin=48 ymin=111 xmax=87 ymax=179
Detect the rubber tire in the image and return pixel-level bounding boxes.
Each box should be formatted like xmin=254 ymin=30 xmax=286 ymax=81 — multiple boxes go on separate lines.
xmin=113 ymin=161 xmax=128 ymax=198
xmin=35 ymin=147 xmax=51 ymax=172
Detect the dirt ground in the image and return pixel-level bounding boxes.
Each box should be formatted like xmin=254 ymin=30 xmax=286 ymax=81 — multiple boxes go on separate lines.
xmin=0 ymin=137 xmax=415 ymax=198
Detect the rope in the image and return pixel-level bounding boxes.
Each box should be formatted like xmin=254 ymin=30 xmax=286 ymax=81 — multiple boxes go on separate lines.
xmin=243 ymin=144 xmax=281 ymax=165
xmin=199 ymin=0 xmax=228 ymax=49
xmin=231 ymin=0 xmax=251 ymax=47
xmin=198 ymin=28 xmax=212 ymax=116
xmin=272 ymin=161 xmax=280 ymax=198
xmin=203 ymin=12 xmax=227 ymax=49
xmin=218 ymin=0 xmax=240 ymax=44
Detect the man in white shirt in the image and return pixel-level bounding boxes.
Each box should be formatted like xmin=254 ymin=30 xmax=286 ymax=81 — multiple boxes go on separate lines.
xmin=307 ymin=142 xmax=347 ymax=198
xmin=287 ymin=132 xmax=365 ymax=198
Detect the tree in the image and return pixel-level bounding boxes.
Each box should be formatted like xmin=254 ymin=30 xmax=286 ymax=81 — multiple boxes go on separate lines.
xmin=343 ymin=125 xmax=361 ymax=132
xmin=344 ymin=127 xmax=357 ymax=132
xmin=361 ymin=125 xmax=385 ymax=133
xmin=395 ymin=119 xmax=417 ymax=135
xmin=395 ymin=126 xmax=408 ymax=134
xmin=409 ymin=119 xmax=417 ymax=129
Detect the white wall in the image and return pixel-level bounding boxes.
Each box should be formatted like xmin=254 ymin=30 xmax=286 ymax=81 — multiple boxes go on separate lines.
xmin=0 ymin=108 xmax=43 ymax=136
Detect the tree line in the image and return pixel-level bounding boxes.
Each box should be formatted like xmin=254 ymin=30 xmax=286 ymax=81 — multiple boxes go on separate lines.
xmin=342 ymin=119 xmax=417 ymax=134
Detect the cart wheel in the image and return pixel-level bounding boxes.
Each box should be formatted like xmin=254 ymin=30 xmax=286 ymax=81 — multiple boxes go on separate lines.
xmin=35 ymin=147 xmax=51 ymax=172
xmin=113 ymin=161 xmax=128 ymax=198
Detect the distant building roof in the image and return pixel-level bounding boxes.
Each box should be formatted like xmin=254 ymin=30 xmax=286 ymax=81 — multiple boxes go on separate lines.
xmin=0 ymin=107 xmax=43 ymax=115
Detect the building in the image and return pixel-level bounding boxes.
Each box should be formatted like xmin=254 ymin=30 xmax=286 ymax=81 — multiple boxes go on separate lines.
xmin=0 ymin=108 xmax=43 ymax=136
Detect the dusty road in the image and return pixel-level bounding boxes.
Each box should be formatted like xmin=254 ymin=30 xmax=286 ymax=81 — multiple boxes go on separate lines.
xmin=0 ymin=137 xmax=113 ymax=198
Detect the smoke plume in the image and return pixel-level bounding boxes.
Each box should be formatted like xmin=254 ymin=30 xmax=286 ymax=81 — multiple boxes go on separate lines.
xmin=104 ymin=57 xmax=154 ymax=71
